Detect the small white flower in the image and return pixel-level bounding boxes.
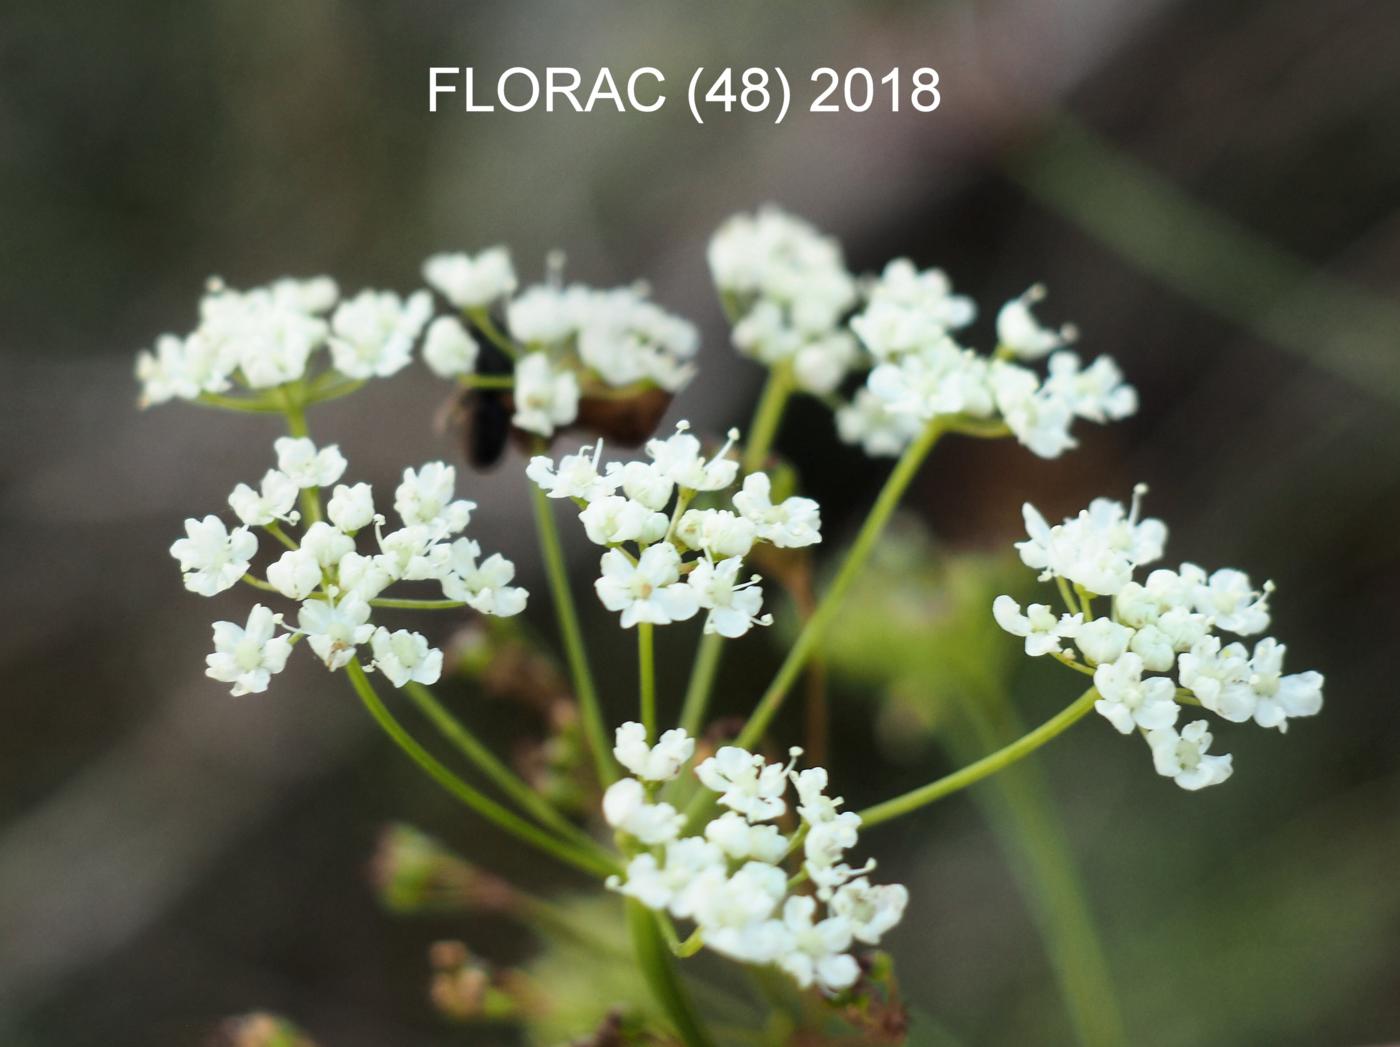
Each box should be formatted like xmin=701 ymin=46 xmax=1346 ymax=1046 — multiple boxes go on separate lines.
xmin=1092 ymin=653 xmax=1179 ymax=735
xmin=695 ymin=746 xmax=790 ymax=822
xmin=613 ymin=722 xmax=695 ymax=782
xmin=996 ymin=284 xmax=1075 ymax=360
xmin=830 ymin=878 xmax=909 ymax=945
xmin=791 ymin=767 xmax=844 ymax=825
xmin=205 ymin=605 xmax=293 ymax=696
xmin=1191 ymin=567 xmax=1272 ymax=636
xmin=868 ymin=340 xmax=994 ymax=422
xmin=266 ymin=547 xmax=324 ymax=600
xmin=675 ymin=509 xmax=757 ymax=560
xmin=1044 ymin=351 xmax=1137 ymax=423
xmin=732 ymin=473 xmax=822 ymax=549
xmin=274 ymin=437 xmax=347 ymax=489
xmin=703 ymin=811 xmax=789 ymax=864
xmin=369 ymin=627 xmax=442 ymax=687
xmin=688 ymin=861 xmax=789 ymax=957
xmin=646 ymin=424 xmax=740 ymax=492
xmin=601 ymin=777 xmax=684 ymax=845
xmin=992 ymin=596 xmax=1081 ymax=657
xmin=228 ymin=470 xmax=299 ymax=527
xmin=422 ymin=247 xmax=517 ymax=309
xmin=526 ymin=441 xmax=620 ymax=502
xmin=171 ymin=515 xmax=258 ymax=596
xmin=299 ymin=521 xmax=355 ymax=568
xmin=336 ymin=550 xmax=392 ymax=601
xmin=328 ymin=289 xmax=431 ymax=379
xmin=594 ymin=544 xmax=699 ymax=627
xmin=421 ymin=315 xmax=480 ymax=378
xmin=835 ymin=388 xmax=922 ymax=458
xmin=608 ymin=838 xmax=725 ymax=911
xmin=619 ymin=460 xmax=675 ymax=511
xmin=804 ymin=811 xmax=862 ymax=873
xmin=990 ymin=361 xmax=1076 ymax=460
xmin=1147 ymin=720 xmax=1233 ymax=790
xmin=775 ymin=896 xmax=860 ymax=993
xmin=1129 ymin=624 xmax=1177 ymax=673
xmin=689 ymin=559 xmax=771 ymax=639
xmin=866 ymin=258 xmax=976 ymax=331
xmin=297 ymin=593 xmax=373 ymax=670
xmin=1074 ymin=617 xmax=1133 ymax=665
xmin=376 ymin=525 xmax=452 ymax=582
xmin=1016 ymin=488 xmax=1166 ymax=597
xmin=1177 ymin=635 xmax=1252 ymax=719
xmin=394 ymin=462 xmax=475 ymax=534
xmin=326 ymin=482 xmax=376 ymax=532
xmin=579 ymin=496 xmax=667 ymax=547
xmin=440 ymin=538 xmax=528 ymax=617
xmin=511 ymin=352 xmax=580 ymax=437
xmin=1220 ymin=637 xmax=1324 ymax=732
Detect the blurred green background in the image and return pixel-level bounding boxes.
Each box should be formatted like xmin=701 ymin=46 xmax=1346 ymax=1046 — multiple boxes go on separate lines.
xmin=2 ymin=1 xmax=1398 ymax=1044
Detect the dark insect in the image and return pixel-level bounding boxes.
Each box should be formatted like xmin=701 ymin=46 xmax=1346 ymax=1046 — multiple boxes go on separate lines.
xmin=459 ymin=339 xmax=513 ymax=469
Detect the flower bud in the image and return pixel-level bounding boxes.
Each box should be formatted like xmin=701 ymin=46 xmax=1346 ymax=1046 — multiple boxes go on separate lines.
xmin=370 ymin=824 xmax=518 ymax=914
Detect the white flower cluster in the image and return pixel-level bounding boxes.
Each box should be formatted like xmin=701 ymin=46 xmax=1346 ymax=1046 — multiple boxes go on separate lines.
xmin=528 ymin=422 xmax=822 ymax=637
xmin=170 ymin=440 xmax=527 ymax=695
xmin=993 ymin=487 xmax=1324 ymax=789
xmin=707 ymin=208 xmax=1137 ymax=461
xmin=422 ymin=247 xmax=700 ymax=438
xmin=708 ymin=208 xmax=861 ymax=397
xmin=136 ymin=276 xmax=433 ymax=406
xmin=603 ymin=723 xmax=908 ymax=993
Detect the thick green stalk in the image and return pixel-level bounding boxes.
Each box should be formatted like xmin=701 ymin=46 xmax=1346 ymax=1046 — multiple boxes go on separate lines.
xmin=678 ymin=632 xmax=724 ymax=737
xmin=627 ymin=900 xmax=716 ymax=1047
xmin=858 ymin=686 xmax=1099 ymax=827
xmin=950 ymin=685 xmax=1126 ymax=1047
xmin=529 ymin=481 xmax=616 ymax=785
xmin=638 ymin=622 xmax=657 ymax=742
xmin=731 ymin=420 xmax=944 ymax=752
xmin=344 ymin=660 xmax=614 ymax=878
xmin=369 ymin=597 xmax=466 ymax=611
xmin=401 ymin=681 xmax=602 ymax=854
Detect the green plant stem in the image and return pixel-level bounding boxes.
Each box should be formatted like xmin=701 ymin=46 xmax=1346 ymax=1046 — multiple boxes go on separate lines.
xmin=949 ymin=684 xmax=1126 ymax=1047
xmin=638 ymin=622 xmax=657 ymax=742
xmin=529 ymin=480 xmax=616 ymax=785
xmin=675 ymin=364 xmax=795 ymax=742
xmin=278 ymin=387 xmax=322 ymax=524
xmin=344 ymin=660 xmax=614 ymax=878
xmin=369 ymin=597 xmax=466 ymax=610
xmin=742 ymin=362 xmax=793 ymax=473
xmin=678 ymin=632 xmax=724 ymax=738
xmin=401 ymin=681 xmax=602 ymax=855
xmin=858 ymin=686 xmax=1099 ymax=828
xmin=732 ymin=420 xmax=944 ymax=752
xmin=627 ymin=900 xmax=716 ymax=1047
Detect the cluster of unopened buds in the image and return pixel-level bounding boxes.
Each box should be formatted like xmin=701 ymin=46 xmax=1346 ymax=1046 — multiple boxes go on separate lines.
xmin=994 ymin=486 xmax=1324 ymax=789
xmin=136 ymin=202 xmax=1325 ymax=1042
xmin=603 ymin=723 xmax=907 ymax=993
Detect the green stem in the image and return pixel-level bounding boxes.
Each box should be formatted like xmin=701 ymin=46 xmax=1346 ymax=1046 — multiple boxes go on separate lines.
xmin=344 ymin=660 xmax=614 ymax=878
xmin=741 ymin=362 xmax=793 ymax=473
xmin=468 ymin=307 xmax=522 ymax=359
xmin=462 ymin=373 xmax=515 ymax=390
xmin=194 ymin=392 xmax=285 ymax=414
xmin=278 ymin=386 xmax=322 ymax=525
xmin=949 ymin=684 xmax=1126 ymax=1047
xmin=369 ymin=597 xmax=466 ymax=611
xmin=627 ymin=901 xmax=716 ymax=1047
xmin=241 ymin=573 xmax=280 ymax=594
xmin=638 ymin=622 xmax=656 ymax=742
xmin=401 ymin=681 xmax=602 ymax=855
xmin=674 ymin=365 xmax=795 ymax=744
xmin=858 ymin=686 xmax=1100 ymax=828
xmin=529 ymin=480 xmax=615 ymax=785
xmin=732 ymin=420 xmax=944 ymax=752
xmin=678 ymin=632 xmax=724 ymax=738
